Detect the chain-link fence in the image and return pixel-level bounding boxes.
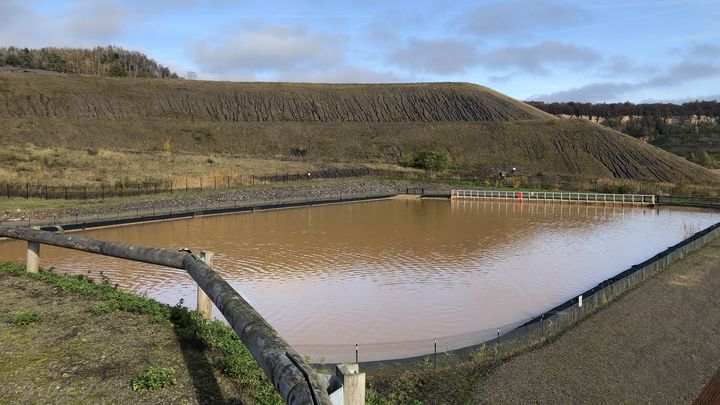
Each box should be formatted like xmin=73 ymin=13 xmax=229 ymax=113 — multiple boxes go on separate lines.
xmin=0 ymin=168 xmax=379 ymax=201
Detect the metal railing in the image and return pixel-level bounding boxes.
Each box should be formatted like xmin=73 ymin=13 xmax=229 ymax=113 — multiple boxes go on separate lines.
xmin=451 ymin=190 xmax=656 ymax=205
xmin=0 ymin=226 xmax=336 ymax=404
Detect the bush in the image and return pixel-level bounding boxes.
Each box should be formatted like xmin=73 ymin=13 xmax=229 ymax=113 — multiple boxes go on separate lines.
xmin=403 ymin=150 xmax=450 ymax=172
xmin=107 ymin=63 xmax=128 ymax=77
xmin=9 ymin=310 xmax=42 ymax=325
xmin=132 ymin=365 xmax=177 ymax=391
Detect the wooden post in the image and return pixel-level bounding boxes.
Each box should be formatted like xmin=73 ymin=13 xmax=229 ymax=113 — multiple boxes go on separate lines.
xmin=334 ymin=364 xmax=365 ymax=405
xmin=27 ymin=226 xmax=41 ymax=273
xmin=197 ymin=251 xmax=213 ymax=320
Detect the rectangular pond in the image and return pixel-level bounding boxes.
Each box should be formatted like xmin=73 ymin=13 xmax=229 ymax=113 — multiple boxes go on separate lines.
xmin=1 ymin=199 xmax=718 ymax=361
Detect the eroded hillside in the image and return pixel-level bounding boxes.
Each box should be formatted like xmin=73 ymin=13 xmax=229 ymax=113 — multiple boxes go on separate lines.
xmin=0 ymin=72 xmax=716 ymax=184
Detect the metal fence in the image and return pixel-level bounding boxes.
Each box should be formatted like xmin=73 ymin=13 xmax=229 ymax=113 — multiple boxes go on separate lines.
xmin=0 ymin=168 xmax=377 ymax=200
xmin=451 ymin=189 xmax=656 ymax=205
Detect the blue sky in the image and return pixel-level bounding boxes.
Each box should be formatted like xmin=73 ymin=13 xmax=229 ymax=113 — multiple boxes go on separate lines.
xmin=1 ymin=0 xmax=719 ymax=102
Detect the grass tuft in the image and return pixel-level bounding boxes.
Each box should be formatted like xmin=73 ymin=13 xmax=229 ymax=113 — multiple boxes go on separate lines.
xmin=8 ymin=310 xmax=42 ymax=325
xmin=132 ymin=365 xmax=177 ymax=391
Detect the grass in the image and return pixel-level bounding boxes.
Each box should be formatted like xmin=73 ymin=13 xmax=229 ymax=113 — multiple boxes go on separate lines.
xmin=8 ymin=310 xmax=42 ymax=325
xmin=0 ymin=262 xmax=283 ymax=404
xmin=132 ymin=365 xmax=177 ymax=392
xmin=0 ymin=143 xmax=405 ymax=187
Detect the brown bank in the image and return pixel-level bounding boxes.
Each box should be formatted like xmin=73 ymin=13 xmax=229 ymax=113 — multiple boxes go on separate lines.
xmin=473 ymin=237 xmax=720 ymax=404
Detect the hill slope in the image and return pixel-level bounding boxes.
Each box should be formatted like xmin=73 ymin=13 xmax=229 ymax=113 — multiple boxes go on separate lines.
xmin=0 ymin=72 xmax=717 ymax=184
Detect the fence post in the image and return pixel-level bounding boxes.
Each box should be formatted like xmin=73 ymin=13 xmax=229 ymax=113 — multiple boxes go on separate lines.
xmin=334 ymin=363 xmax=366 ymax=405
xmin=26 ymin=183 xmax=29 ymax=199
xmin=26 ymin=226 xmax=41 ymax=273
xmin=197 ymin=251 xmax=214 ymax=320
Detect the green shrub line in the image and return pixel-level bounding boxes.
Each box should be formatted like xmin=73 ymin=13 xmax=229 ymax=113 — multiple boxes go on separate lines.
xmin=0 ymin=262 xmax=282 ymax=404
xmin=8 ymin=309 xmax=42 ymax=325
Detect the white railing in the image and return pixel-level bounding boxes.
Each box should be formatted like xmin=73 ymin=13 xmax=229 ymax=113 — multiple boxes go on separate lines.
xmin=450 ymin=190 xmax=656 ymax=205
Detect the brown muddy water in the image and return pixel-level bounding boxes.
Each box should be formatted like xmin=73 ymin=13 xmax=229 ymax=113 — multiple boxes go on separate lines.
xmin=1 ymin=199 xmax=718 ymax=349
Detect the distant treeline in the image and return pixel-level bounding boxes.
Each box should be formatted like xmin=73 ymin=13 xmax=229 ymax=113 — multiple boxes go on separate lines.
xmin=0 ymin=46 xmax=178 ymax=79
xmin=529 ymin=100 xmax=720 ymax=168
xmin=527 ymin=100 xmax=720 ymax=119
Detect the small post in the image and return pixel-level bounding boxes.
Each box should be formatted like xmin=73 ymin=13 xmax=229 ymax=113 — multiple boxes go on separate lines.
xmin=27 ymin=226 xmax=40 ymax=273
xmin=197 ymin=251 xmax=213 ymax=320
xmin=434 ymin=338 xmax=437 ymax=368
xmin=335 ymin=363 xmax=366 ymax=405
xmin=355 ymin=344 xmax=359 ymax=364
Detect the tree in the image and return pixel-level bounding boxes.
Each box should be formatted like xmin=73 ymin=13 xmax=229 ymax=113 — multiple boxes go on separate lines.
xmin=404 ymin=150 xmax=451 ymax=172
xmin=106 ymin=63 xmax=128 ymax=77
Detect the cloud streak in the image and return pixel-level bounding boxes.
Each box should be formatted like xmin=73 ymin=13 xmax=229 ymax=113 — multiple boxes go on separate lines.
xmin=456 ymin=0 xmax=588 ymax=37
xmin=389 ymin=38 xmax=481 ymax=74
xmin=480 ymin=41 xmax=599 ymax=74
xmin=530 ymin=60 xmax=720 ymax=102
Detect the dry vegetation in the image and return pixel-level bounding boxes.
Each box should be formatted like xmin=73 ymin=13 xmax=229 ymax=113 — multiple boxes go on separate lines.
xmin=1 ymin=71 xmax=718 ymax=185
xmin=0 ymin=143 xmax=408 ymax=186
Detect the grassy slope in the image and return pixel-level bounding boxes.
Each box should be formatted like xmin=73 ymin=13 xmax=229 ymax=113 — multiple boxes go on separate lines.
xmin=1 ymin=72 xmax=717 ymax=184
xmin=0 ymin=263 xmax=282 ymax=404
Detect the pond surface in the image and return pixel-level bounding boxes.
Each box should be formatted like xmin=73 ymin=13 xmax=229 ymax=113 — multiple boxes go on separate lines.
xmin=1 ymin=199 xmax=718 ymax=350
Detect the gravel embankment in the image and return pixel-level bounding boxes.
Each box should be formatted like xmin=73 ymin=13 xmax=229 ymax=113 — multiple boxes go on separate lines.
xmin=1 ymin=179 xmax=454 ymax=224
xmin=473 ymin=237 xmax=720 ymax=404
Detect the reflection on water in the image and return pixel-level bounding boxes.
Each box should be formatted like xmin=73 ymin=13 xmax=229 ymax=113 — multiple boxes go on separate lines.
xmin=0 ymin=199 xmax=718 ymax=345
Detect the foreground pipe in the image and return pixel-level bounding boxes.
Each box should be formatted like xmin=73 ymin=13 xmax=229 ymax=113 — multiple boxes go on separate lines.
xmin=0 ymin=226 xmax=331 ymax=405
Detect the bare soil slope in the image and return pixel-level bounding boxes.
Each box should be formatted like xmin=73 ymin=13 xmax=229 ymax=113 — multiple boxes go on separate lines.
xmin=1 ymin=72 xmax=717 ymax=183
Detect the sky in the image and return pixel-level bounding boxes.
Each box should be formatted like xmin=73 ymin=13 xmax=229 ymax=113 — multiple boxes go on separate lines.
xmin=1 ymin=0 xmax=719 ymax=103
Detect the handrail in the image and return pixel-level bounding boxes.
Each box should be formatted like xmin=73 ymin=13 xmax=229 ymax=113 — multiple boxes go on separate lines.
xmin=450 ymin=190 xmax=656 ymax=205
xmin=0 ymin=225 xmax=332 ymax=405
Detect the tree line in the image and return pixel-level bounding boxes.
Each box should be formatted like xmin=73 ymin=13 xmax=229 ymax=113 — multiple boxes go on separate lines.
xmin=0 ymin=45 xmax=179 ymax=79
xmin=527 ymin=100 xmax=720 ymax=119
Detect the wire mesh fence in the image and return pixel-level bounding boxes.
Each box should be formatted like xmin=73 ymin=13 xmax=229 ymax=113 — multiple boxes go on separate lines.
xmin=0 ymin=168 xmax=380 ymax=200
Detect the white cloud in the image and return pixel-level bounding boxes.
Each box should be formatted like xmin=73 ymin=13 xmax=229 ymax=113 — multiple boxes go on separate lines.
xmin=389 ymin=38 xmax=480 ymax=74
xmin=191 ymin=26 xmax=344 ymax=75
xmin=480 ymin=41 xmax=599 ymax=74
xmin=455 ymin=0 xmax=588 ymax=37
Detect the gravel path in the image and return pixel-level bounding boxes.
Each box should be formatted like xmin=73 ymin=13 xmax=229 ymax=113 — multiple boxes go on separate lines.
xmin=473 ymin=237 xmax=720 ymax=404
xmin=2 ymin=179 xmax=453 ymax=224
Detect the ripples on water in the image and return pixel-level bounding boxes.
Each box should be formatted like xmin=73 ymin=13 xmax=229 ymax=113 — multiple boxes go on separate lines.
xmin=1 ymin=199 xmax=718 ymax=345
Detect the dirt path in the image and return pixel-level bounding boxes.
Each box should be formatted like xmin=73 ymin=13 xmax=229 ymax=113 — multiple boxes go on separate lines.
xmin=473 ymin=237 xmax=720 ymax=404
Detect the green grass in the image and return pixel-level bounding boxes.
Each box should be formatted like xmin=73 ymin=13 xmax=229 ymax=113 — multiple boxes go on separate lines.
xmin=0 ymin=262 xmax=283 ymax=404
xmin=132 ymin=365 xmax=177 ymax=392
xmin=8 ymin=310 xmax=42 ymax=325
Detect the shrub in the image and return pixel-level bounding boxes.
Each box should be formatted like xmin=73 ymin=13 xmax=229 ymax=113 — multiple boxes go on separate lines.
xmin=107 ymin=63 xmax=128 ymax=77
xmin=403 ymin=150 xmax=451 ymax=172
xmin=9 ymin=310 xmax=42 ymax=325
xmin=132 ymin=365 xmax=177 ymax=391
